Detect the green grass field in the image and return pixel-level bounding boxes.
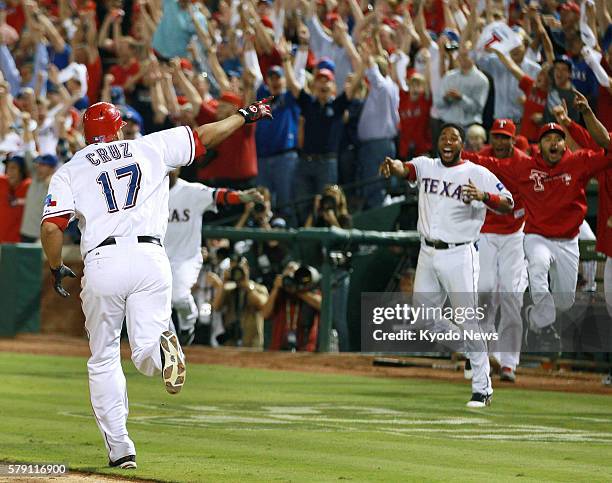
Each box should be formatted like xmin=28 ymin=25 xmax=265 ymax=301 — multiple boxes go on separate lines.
xmin=1 ymin=352 xmax=611 ymax=482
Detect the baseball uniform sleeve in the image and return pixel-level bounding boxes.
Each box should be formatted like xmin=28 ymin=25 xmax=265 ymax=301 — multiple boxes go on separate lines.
xmin=142 ymin=126 xmax=197 ymax=171
xmin=574 ymin=146 xmax=612 ymax=179
xmin=193 ymin=184 xmax=218 ymax=214
xmin=478 ymin=166 xmax=514 ymax=212
xmin=41 ymin=168 xmax=75 ymax=222
xmin=407 ymin=156 xmax=432 ymax=184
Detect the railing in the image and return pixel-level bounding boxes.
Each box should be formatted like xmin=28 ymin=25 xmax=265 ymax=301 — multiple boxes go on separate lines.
xmin=201 ymin=226 xmax=421 ymax=351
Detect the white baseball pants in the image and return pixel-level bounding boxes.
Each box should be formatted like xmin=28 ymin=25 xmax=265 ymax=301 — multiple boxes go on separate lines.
xmin=81 ymin=237 xmax=173 ymax=462
xmin=478 ymin=231 xmax=527 ymax=371
xmin=170 ymin=256 xmax=202 ymax=333
xmin=414 ymin=243 xmax=492 ymax=396
xmin=523 ymin=234 xmax=579 ymax=329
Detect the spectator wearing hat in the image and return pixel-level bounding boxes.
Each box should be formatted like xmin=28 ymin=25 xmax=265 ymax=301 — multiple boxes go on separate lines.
xmin=355 ymin=44 xmax=399 ymax=208
xmin=254 ymin=64 xmax=301 ymax=221
xmin=0 ymin=155 xmax=31 ymax=243
xmin=543 ymin=55 xmax=580 ymax=124
xmin=564 ymin=35 xmax=601 ymax=107
xmin=434 ymin=42 xmax=490 ymax=133
xmin=282 ymin=51 xmax=360 ymax=223
xmin=20 ymin=153 xmax=57 ymax=242
xmin=596 ymin=36 xmax=612 ymax=131
xmin=549 ymin=1 xmax=580 ymax=57
xmin=303 ymin=0 xmax=359 ymax=92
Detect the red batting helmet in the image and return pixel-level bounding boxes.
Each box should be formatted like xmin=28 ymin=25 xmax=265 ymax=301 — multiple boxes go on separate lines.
xmin=82 ymin=102 xmax=127 ymax=144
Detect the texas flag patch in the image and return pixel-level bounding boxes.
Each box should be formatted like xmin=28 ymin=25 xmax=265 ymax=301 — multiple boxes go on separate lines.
xmin=44 ymin=194 xmax=57 ymax=207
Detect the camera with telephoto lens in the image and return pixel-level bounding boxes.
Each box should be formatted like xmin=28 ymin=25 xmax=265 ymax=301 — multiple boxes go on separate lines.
xmin=253 ymin=201 xmax=266 ymax=214
xmin=282 ymin=265 xmax=320 ymax=293
xmin=320 ymin=194 xmax=337 ymax=212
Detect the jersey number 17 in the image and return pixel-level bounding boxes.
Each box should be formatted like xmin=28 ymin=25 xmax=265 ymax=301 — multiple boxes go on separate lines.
xmin=96 ymin=163 xmax=142 ymax=213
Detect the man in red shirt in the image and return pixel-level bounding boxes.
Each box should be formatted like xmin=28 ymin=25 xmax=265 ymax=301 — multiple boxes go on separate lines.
xmin=464 ymin=119 xmax=528 ymax=382
xmin=398 ymin=73 xmax=432 ymax=159
xmin=195 ymin=91 xmax=258 ymax=189
xmin=464 ymin=120 xmax=612 ymax=350
xmin=0 ymin=156 xmax=31 ymax=243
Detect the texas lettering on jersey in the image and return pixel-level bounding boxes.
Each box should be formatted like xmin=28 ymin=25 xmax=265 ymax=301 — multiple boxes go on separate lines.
xmin=528 ymin=169 xmax=572 ymax=192
xmin=422 ymin=177 xmax=507 ymax=201
xmin=169 ymin=208 xmax=191 ymax=222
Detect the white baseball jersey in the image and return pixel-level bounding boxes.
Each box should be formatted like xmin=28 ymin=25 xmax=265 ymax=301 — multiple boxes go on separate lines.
xmin=164 ymin=178 xmax=217 ymax=263
xmin=410 ymin=156 xmax=513 ymax=243
xmin=42 ymin=126 xmax=197 ymax=257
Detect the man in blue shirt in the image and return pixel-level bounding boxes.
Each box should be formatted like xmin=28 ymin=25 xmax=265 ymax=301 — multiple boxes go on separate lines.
xmin=255 ymin=66 xmax=301 ymax=222
xmin=152 ymin=0 xmax=207 ymax=60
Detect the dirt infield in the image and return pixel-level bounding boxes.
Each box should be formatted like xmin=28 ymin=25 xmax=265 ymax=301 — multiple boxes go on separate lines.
xmin=3 ymin=472 xmax=155 ymax=483
xmin=1 ymin=333 xmax=610 ymax=395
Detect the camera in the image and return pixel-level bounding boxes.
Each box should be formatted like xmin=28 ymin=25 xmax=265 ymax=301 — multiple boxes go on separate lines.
xmin=282 ymin=265 xmax=320 ymax=293
xmin=253 ymin=201 xmax=266 ymax=214
xmin=320 ymin=194 xmax=337 ymax=211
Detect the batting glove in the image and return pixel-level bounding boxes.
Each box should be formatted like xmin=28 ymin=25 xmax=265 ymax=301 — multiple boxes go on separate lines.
xmin=50 ymin=264 xmax=77 ymax=298
xmin=238 ymin=97 xmax=273 ymax=124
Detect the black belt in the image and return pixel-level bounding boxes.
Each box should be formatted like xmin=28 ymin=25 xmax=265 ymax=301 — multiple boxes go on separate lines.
xmin=95 ymin=236 xmax=162 ymax=249
xmin=424 ymin=239 xmax=470 ymax=250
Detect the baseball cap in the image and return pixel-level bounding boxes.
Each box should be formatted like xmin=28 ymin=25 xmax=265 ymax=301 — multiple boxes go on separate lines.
xmin=538 ymin=122 xmax=566 ymax=141
xmin=315 ymin=68 xmax=335 ymax=82
xmin=35 ymin=154 xmax=59 ymax=168
xmin=560 ymin=1 xmax=580 ymax=14
xmin=260 ymin=15 xmax=274 ymax=29
xmin=110 ymin=86 xmax=126 ymax=105
xmin=553 ymin=55 xmax=573 ymax=71
xmin=267 ymin=65 xmax=284 ymax=78
xmin=490 ymin=119 xmax=516 ymax=137
xmin=317 ymin=57 xmax=336 ymax=72
xmin=442 ymin=29 xmax=460 ymax=44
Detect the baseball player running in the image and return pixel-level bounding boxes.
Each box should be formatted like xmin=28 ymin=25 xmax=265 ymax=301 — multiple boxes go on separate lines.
xmin=380 ymin=123 xmax=514 ymax=408
xmin=40 ymin=99 xmax=272 ymax=469
xmin=165 ymin=169 xmax=262 ymax=345
xmin=473 ymin=119 xmax=529 ymax=383
xmin=463 ymin=98 xmax=612 ymax=351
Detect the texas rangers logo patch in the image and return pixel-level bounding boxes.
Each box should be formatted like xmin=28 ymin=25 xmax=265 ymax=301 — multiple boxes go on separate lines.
xmin=529 ymin=169 xmax=572 ymax=192
xmin=44 ymin=194 xmax=57 ymax=207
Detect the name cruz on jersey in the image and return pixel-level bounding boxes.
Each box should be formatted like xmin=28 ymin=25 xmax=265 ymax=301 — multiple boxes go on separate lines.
xmin=85 ymin=143 xmax=133 ymax=165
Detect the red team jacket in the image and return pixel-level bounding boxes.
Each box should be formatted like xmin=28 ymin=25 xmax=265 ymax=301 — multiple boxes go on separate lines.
xmin=464 ymin=144 xmax=612 ymax=239
xmin=565 ymin=121 xmax=612 ymax=257
xmin=466 ymin=147 xmax=528 ymax=235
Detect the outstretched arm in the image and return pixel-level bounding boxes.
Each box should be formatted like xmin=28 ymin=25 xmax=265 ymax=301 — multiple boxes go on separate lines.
xmin=194 ymin=97 xmax=273 ymax=148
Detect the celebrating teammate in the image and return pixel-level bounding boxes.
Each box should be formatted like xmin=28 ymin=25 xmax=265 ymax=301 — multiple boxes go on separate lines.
xmin=165 ymin=169 xmax=263 ymax=346
xmin=40 ymin=99 xmax=272 ymax=469
xmin=380 ymin=123 xmax=514 ymax=408
xmin=463 ymin=96 xmax=612 ymax=351
xmin=467 ymin=119 xmax=529 ymax=383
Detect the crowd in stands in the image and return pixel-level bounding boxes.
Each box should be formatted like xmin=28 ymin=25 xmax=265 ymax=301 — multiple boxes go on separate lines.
xmin=1 ymin=0 xmax=611 ymax=351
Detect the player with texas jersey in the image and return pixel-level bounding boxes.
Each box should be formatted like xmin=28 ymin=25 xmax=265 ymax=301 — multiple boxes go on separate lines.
xmin=40 ymin=99 xmax=272 ymax=469
xmin=464 ymin=111 xmax=612 ymax=352
xmin=380 ymin=123 xmax=514 ymax=408
xmin=164 ymin=169 xmax=263 ymax=346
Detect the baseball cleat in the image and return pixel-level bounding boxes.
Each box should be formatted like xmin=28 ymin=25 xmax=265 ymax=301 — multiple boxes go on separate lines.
xmin=524 ymin=323 xmax=561 ymax=353
xmin=500 ymin=366 xmax=516 ymax=383
xmin=466 ymin=392 xmax=492 ymax=408
xmin=160 ymin=330 xmax=186 ymax=395
xmin=464 ymin=359 xmax=473 ymax=380
xmin=109 ymin=455 xmax=137 ymax=469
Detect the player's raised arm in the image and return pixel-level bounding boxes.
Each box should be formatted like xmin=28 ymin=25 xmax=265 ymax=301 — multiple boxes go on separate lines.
xmin=194 ymin=97 xmax=273 ymax=149
xmin=379 ymin=156 xmax=417 ymax=181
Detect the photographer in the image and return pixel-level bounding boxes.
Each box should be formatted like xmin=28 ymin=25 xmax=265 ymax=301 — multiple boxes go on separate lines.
xmin=305 ymin=184 xmax=352 ymax=351
xmin=263 ymin=262 xmax=321 ymax=352
xmin=208 ymin=255 xmax=269 ymax=349
xmin=235 ymin=186 xmax=290 ymax=291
